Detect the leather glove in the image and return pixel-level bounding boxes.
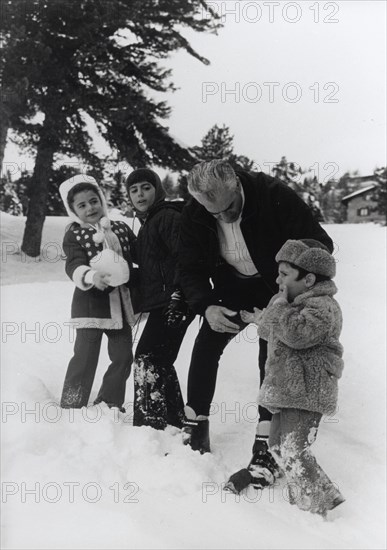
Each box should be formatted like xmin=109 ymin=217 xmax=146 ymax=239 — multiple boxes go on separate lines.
xmin=164 ymin=289 xmax=190 ymax=328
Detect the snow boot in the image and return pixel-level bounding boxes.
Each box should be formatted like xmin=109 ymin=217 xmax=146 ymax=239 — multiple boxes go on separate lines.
xmin=248 ymin=435 xmax=280 ymax=488
xmin=224 ymin=437 xmax=279 ymax=494
xmin=224 ymin=468 xmax=253 ymax=494
xmin=182 ymin=406 xmax=211 ymax=454
xmin=224 ymin=422 xmax=279 ymax=494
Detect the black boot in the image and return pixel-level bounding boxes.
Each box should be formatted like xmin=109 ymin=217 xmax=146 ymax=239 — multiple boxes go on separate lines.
xmin=182 ymin=406 xmax=211 ymax=454
xmin=224 ymin=436 xmax=279 ymax=494
xmin=224 ymin=468 xmax=253 ymax=494
xmin=249 ymin=436 xmax=280 ymax=487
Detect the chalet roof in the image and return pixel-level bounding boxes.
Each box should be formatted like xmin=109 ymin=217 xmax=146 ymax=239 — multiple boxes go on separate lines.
xmin=342 ymin=184 xmax=377 ymax=203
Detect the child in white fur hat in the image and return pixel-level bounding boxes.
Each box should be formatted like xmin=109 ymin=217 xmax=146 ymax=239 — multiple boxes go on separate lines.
xmin=240 ymin=238 xmax=345 ymax=517
xmin=59 ymin=175 xmax=137 ymax=411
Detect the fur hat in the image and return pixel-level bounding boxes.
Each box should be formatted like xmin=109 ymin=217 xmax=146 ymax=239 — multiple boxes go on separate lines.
xmin=275 ymin=239 xmax=336 ymax=278
xmin=125 ymin=168 xmax=161 ymax=189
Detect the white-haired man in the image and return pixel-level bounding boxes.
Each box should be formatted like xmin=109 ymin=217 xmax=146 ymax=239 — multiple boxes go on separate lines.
xmin=178 ymin=159 xmax=334 ymax=487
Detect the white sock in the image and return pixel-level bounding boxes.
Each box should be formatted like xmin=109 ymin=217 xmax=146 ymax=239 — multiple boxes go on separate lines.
xmin=184 ymin=405 xmax=208 ymax=421
xmin=255 ymin=420 xmax=271 ymax=438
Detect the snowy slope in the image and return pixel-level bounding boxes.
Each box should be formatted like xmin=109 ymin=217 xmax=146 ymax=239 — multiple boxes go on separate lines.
xmin=1 ymin=214 xmax=386 ymax=549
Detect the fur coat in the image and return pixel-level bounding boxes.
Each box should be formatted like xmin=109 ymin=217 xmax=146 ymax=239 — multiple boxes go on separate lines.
xmin=258 ymin=280 xmax=344 ymax=416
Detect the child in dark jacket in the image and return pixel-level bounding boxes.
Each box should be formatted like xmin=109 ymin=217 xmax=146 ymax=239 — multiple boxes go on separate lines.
xmin=125 ymin=168 xmax=194 ymax=430
xmin=59 ymin=175 xmax=137 ymax=411
xmin=239 ymin=239 xmax=345 ymax=516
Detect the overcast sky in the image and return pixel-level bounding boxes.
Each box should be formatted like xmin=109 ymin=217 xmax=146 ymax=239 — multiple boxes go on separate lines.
xmin=3 ymin=0 xmax=386 ymax=182
xmin=162 ymin=0 xmax=386 ymax=180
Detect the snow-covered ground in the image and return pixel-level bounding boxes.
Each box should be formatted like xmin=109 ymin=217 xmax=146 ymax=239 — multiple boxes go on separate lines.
xmin=1 ymin=213 xmax=386 ymax=549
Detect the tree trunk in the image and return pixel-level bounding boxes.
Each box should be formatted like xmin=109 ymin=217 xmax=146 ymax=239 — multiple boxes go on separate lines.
xmin=0 ymin=111 xmax=10 ymax=170
xmin=21 ymin=114 xmax=56 ymax=257
xmin=1 ymin=77 xmax=29 ymax=170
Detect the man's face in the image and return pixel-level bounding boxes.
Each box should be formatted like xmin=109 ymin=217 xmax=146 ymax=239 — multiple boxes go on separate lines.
xmin=193 ymin=181 xmax=243 ymax=223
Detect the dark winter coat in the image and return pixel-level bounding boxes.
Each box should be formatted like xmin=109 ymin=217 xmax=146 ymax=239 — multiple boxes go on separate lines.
xmin=258 ymin=281 xmax=344 ymax=416
xmin=63 ymin=220 xmax=137 ymax=329
xmin=134 ymin=200 xmax=185 ymax=313
xmin=178 ymin=170 xmax=334 ymax=314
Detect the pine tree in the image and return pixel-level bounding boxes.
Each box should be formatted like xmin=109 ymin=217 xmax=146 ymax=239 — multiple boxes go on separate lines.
xmin=192 ymin=124 xmax=234 ymax=161
xmin=372 ymin=167 xmax=387 ymax=225
xmin=177 ymin=123 xmax=255 ymax=197
xmin=109 ymin=170 xmax=128 ymax=208
xmin=301 ymin=175 xmax=324 ymax=221
xmin=319 ymin=180 xmax=346 ymax=223
xmin=272 ymin=156 xmax=303 ymax=189
xmin=272 ymin=157 xmax=326 ymax=221
xmin=229 ymin=154 xmax=255 ymax=172
xmin=191 ymin=124 xmax=255 ymax=169
xmin=1 ymin=0 xmax=221 ymax=256
xmin=177 ymin=174 xmax=190 ymax=201
xmin=0 ymin=170 xmax=23 ymax=215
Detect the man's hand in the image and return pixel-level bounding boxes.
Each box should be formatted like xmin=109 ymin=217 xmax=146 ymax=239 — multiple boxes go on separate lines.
xmin=205 ymin=305 xmax=240 ymax=334
xmin=93 ymin=272 xmax=111 ymax=291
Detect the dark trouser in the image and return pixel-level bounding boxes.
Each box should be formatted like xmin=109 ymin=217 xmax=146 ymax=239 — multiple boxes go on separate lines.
xmin=133 ymin=307 xmax=194 ymax=430
xmin=187 ymin=271 xmax=273 ymax=420
xmin=60 ymin=323 xmax=133 ymax=409
xmin=269 ymin=408 xmax=344 ymax=514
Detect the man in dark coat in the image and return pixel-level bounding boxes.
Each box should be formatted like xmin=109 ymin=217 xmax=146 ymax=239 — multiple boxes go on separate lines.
xmin=178 ymin=159 xmax=333 ymax=476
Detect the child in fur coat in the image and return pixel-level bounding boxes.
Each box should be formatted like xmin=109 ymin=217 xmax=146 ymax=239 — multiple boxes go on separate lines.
xmin=241 ymin=238 xmax=345 ymax=517
xmin=59 ymin=175 xmax=137 ymax=411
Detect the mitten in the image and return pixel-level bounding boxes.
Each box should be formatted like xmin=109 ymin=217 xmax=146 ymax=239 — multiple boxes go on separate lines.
xmin=164 ymin=289 xmax=190 ymax=328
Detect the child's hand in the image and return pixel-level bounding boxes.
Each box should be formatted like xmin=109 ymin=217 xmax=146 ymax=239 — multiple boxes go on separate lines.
xmin=272 ymin=285 xmax=288 ymax=304
xmin=240 ymin=307 xmax=263 ymax=325
xmin=93 ymin=272 xmax=111 ymax=290
xmin=279 ymin=285 xmax=288 ymax=300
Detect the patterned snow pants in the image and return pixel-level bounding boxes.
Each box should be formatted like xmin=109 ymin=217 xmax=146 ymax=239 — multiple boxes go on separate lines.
xmin=269 ymin=408 xmax=345 ymax=515
xmin=133 ymin=307 xmax=194 ymax=430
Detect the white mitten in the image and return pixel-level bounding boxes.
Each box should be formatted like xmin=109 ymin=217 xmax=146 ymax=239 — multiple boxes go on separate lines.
xmin=90 ymin=248 xmax=129 ymax=287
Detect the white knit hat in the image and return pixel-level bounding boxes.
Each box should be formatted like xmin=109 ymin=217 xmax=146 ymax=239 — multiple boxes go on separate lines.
xmin=59 ymin=175 xmax=130 ymax=287
xmin=59 ymin=174 xmax=109 ymax=224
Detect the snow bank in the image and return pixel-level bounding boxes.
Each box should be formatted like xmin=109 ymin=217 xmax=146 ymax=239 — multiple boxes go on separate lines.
xmin=1 ymin=222 xmax=386 ymax=549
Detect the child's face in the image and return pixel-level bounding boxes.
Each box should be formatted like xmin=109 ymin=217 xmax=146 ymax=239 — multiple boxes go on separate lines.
xmin=128 ymin=182 xmax=156 ymax=214
xmin=72 ymin=190 xmax=103 ymax=224
xmin=276 ymin=262 xmax=307 ymax=303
